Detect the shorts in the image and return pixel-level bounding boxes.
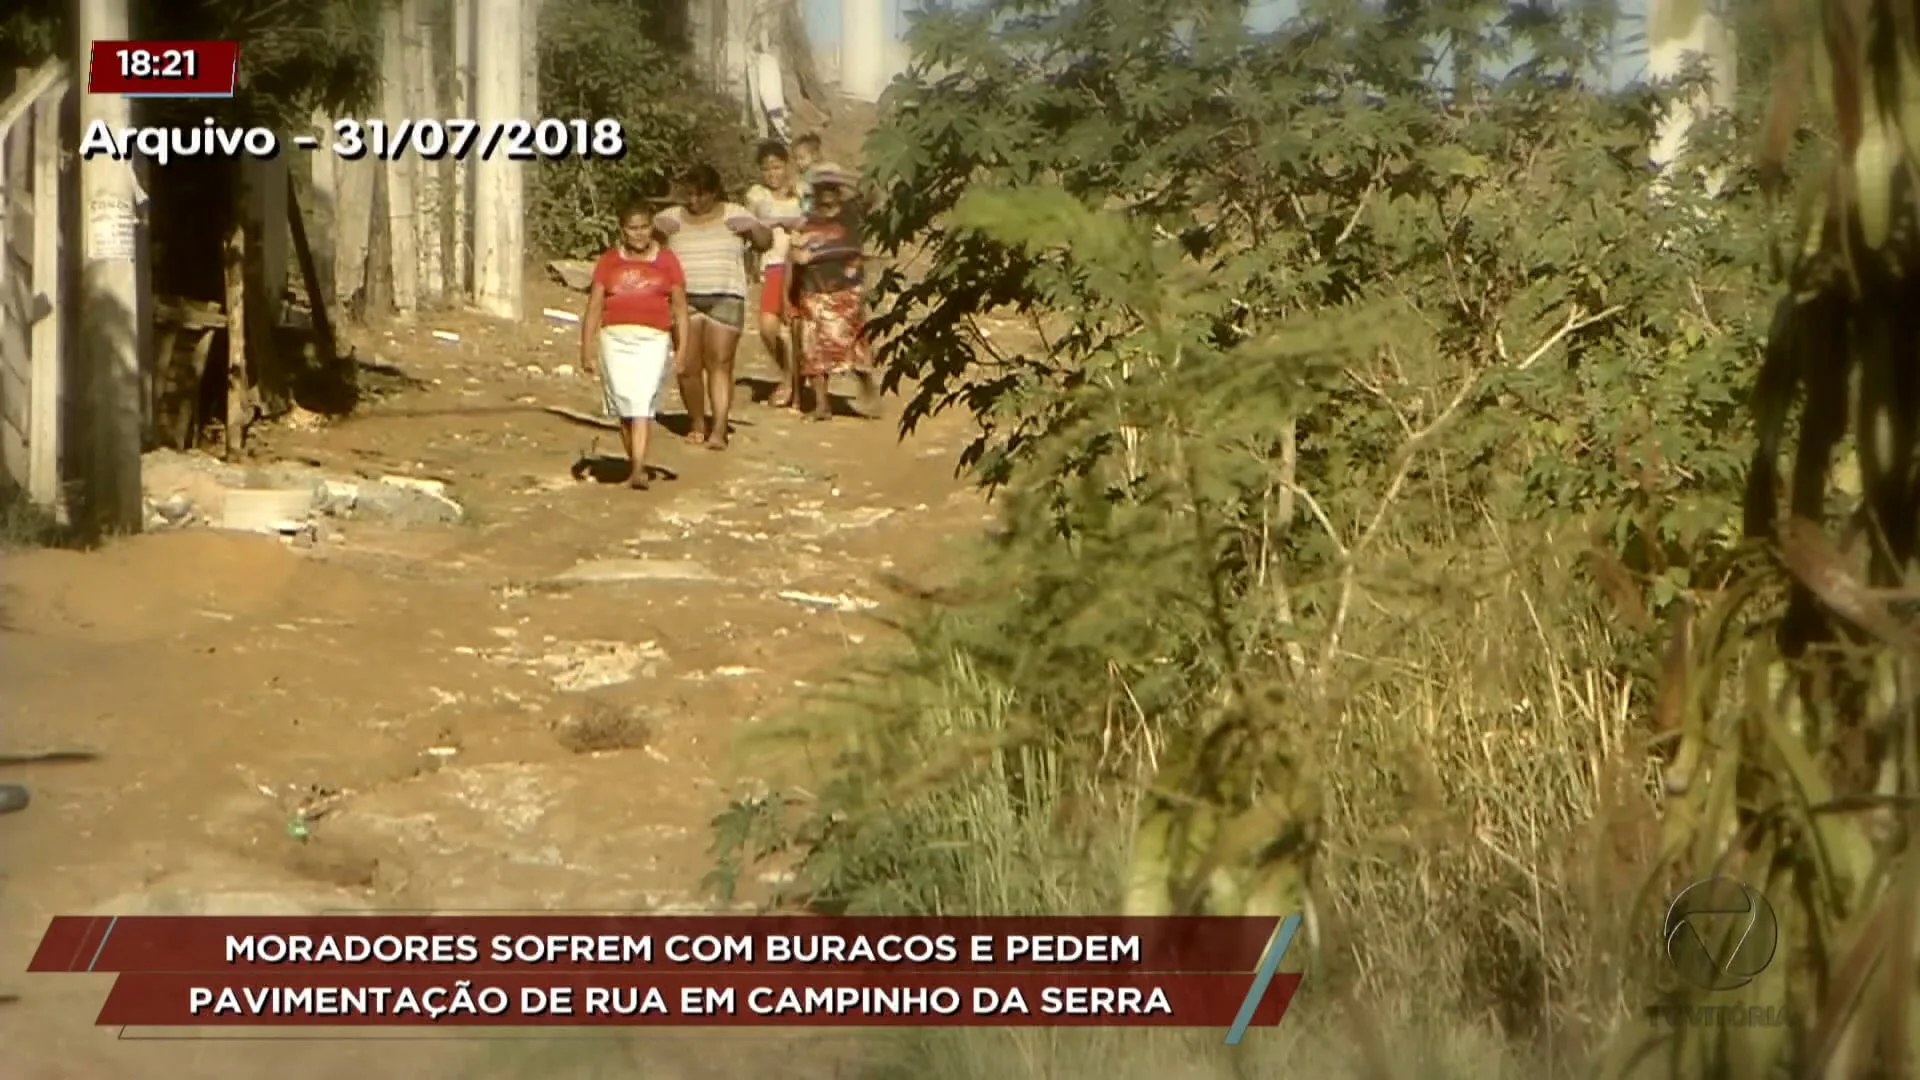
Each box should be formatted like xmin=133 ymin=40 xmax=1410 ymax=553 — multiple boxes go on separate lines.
xmin=687 ymin=293 xmax=746 ymax=330
xmin=759 ymin=265 xmax=786 ymax=318
xmin=597 ymin=324 xmax=672 ymax=420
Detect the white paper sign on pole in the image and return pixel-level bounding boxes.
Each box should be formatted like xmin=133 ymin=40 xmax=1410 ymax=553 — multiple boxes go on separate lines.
xmin=86 ymin=194 xmax=136 ymax=261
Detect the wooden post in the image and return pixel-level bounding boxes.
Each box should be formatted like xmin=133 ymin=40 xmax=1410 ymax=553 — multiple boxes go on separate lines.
xmin=246 ymin=157 xmax=289 ymax=329
xmin=407 ymin=0 xmax=444 ymax=302
xmin=243 ymin=155 xmax=288 ymax=410
xmin=28 ymin=90 xmax=63 ymax=511
xmin=380 ymin=3 xmax=419 ymax=314
xmin=77 ymin=0 xmax=143 ymax=533
xmin=1 ymin=91 xmax=29 ymax=498
xmin=133 ymin=155 xmax=153 ymax=444
xmin=451 ymin=0 xmax=473 ymax=299
xmin=473 ymin=0 xmax=525 ymax=320
xmin=223 ymin=180 xmax=249 ymax=458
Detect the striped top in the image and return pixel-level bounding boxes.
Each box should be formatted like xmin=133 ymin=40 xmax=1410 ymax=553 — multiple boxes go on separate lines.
xmin=744 ymin=184 xmax=805 ymax=262
xmin=657 ymin=203 xmax=751 ymax=298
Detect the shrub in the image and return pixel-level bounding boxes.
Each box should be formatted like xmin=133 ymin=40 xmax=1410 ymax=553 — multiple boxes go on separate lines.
xmin=530 ymin=0 xmax=755 ymax=259
xmin=708 ymin=0 xmax=1838 ymax=1075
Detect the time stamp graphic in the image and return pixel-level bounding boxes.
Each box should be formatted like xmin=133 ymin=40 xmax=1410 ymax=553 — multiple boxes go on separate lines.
xmin=308 ymin=117 xmax=628 ymax=163
xmin=84 ymin=39 xmax=627 ymax=163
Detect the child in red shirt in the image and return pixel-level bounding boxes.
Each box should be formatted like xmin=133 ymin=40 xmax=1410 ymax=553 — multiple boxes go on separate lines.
xmin=581 ymin=200 xmax=689 ymax=488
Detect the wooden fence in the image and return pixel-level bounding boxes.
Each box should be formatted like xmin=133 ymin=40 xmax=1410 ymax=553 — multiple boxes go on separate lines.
xmin=0 ymin=60 xmax=69 ymax=511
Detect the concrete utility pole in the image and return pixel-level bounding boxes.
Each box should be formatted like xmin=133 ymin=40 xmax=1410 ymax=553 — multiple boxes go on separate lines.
xmin=1645 ymin=0 xmax=1737 ymax=189
xmin=406 ymin=0 xmax=444 ymax=301
xmin=380 ymin=3 xmax=419 ymax=313
xmin=77 ymin=0 xmax=144 ymax=534
xmin=244 ymin=158 xmax=289 ymax=330
xmin=451 ymin=0 xmax=473 ymax=297
xmin=722 ymin=0 xmax=753 ymax=112
xmin=307 ymin=111 xmax=339 ymax=301
xmin=327 ymin=109 xmax=376 ymax=314
xmin=840 ymin=0 xmax=888 ymax=102
xmin=689 ymin=0 xmax=713 ymax=86
xmin=473 ymin=0 xmax=525 ymax=319
xmin=522 ymin=0 xmax=540 ymax=118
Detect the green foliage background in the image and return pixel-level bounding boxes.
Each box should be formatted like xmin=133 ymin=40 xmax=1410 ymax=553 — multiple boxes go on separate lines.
xmin=528 ymin=0 xmax=755 ymax=259
xmin=708 ymin=0 xmax=1846 ymax=1074
xmin=0 ymin=0 xmax=752 ymax=266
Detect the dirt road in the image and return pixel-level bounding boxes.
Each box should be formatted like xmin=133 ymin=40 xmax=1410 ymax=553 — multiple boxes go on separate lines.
xmin=0 ymin=279 xmax=988 ymax=1078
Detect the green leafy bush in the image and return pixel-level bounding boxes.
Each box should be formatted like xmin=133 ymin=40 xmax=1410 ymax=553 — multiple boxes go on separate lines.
xmin=710 ymin=0 xmax=1829 ymax=1074
xmin=530 ymin=0 xmax=754 ymax=258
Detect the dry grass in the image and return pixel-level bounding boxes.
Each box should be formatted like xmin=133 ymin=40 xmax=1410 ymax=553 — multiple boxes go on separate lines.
xmin=551 ymin=697 xmax=655 ymax=754
xmin=753 ymin=541 xmax=1682 ymax=1079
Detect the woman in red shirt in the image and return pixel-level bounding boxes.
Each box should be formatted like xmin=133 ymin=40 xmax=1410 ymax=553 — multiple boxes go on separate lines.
xmin=581 ymin=200 xmax=690 ymax=489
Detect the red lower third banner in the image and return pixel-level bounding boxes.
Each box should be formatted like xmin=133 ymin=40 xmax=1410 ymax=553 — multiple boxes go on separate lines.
xmin=33 ymin=915 xmax=1277 ymax=973
xmin=96 ymin=971 xmax=1303 ymax=1028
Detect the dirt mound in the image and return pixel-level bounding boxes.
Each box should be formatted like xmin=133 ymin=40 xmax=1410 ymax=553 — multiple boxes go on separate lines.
xmin=818 ymin=98 xmax=880 ymax=165
xmin=787 ymin=92 xmax=877 ymax=166
xmin=0 ymin=532 xmax=316 ymax=641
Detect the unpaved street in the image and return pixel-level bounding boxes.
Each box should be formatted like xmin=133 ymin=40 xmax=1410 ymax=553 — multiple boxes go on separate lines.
xmin=0 ymin=278 xmax=988 ymax=1078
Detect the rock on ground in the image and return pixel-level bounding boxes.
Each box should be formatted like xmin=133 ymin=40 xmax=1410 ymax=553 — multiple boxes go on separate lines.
xmin=547 ymin=260 xmax=594 ymax=292
xmin=140 ymin=450 xmax=463 ymax=530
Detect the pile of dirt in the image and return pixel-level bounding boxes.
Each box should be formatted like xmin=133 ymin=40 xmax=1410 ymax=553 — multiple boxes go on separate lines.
xmin=815 ymin=98 xmax=880 ymax=165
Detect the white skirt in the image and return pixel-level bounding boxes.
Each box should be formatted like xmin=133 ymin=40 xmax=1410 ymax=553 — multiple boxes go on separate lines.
xmin=598 ymin=325 xmax=672 ymax=420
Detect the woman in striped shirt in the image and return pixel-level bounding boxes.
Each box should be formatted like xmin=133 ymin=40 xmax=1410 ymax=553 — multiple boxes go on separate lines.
xmin=656 ymin=164 xmax=772 ymax=449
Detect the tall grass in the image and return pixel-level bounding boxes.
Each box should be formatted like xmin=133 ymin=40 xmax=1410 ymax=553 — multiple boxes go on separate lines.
xmin=718 ymin=534 xmax=1684 ymax=1079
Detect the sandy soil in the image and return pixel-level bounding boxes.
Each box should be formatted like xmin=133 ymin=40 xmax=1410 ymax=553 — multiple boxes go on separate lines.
xmin=0 ymin=275 xmax=990 ymax=1078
